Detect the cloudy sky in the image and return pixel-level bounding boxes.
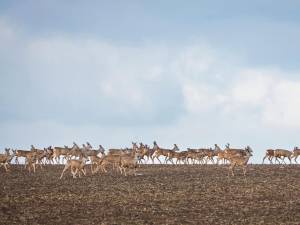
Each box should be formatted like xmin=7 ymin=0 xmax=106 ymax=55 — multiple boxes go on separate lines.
xmin=1 ymin=1 xmax=300 ymax=163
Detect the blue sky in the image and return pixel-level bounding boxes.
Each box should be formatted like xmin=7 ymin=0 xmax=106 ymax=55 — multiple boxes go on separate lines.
xmin=1 ymin=1 xmax=300 ymax=163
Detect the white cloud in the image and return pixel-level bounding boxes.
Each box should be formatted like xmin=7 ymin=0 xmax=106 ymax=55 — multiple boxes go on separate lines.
xmin=2 ymin=19 xmax=300 ymax=163
xmin=262 ymin=79 xmax=300 ymax=128
xmin=181 ymin=66 xmax=300 ymax=129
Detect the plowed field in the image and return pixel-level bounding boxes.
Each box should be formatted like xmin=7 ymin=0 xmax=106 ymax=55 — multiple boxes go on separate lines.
xmin=1 ymin=165 xmax=300 ymax=224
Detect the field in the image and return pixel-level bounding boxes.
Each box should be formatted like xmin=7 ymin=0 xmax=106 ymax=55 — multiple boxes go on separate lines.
xmin=1 ymin=164 xmax=300 ymax=225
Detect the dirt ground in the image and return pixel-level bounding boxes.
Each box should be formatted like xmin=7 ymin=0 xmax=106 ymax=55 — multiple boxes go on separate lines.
xmin=0 ymin=164 xmax=300 ymax=225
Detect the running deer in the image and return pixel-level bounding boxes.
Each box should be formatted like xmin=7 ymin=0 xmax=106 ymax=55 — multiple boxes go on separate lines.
xmin=0 ymin=149 xmax=15 ymax=172
xmin=60 ymin=156 xmax=88 ymax=179
xmin=262 ymin=149 xmax=275 ymax=164
xmin=292 ymin=147 xmax=300 ymax=163
xmin=118 ymin=142 xmax=140 ymax=176
xmin=274 ymin=149 xmax=293 ymax=164
xmin=227 ymin=147 xmax=253 ymax=176
xmin=53 ymin=145 xmax=71 ymax=164
xmin=152 ymin=141 xmax=179 ymax=164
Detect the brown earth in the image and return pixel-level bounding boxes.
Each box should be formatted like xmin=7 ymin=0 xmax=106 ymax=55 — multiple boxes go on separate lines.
xmin=0 ymin=164 xmax=300 ymax=225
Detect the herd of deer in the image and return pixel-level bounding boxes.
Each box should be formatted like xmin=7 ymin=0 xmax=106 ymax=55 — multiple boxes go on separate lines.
xmin=0 ymin=142 xmax=299 ymax=178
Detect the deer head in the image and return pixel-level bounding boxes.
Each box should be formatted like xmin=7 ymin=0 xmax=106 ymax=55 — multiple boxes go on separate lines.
xmin=173 ymin=144 xmax=179 ymax=151
xmin=86 ymin=142 xmax=93 ymax=149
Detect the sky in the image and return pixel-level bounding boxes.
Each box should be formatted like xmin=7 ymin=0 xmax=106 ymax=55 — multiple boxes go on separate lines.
xmin=1 ymin=1 xmax=300 ymax=163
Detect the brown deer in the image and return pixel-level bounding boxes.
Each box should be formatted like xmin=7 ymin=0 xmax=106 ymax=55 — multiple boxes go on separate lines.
xmin=152 ymin=141 xmax=179 ymax=164
xmin=60 ymin=156 xmax=88 ymax=179
xmin=186 ymin=148 xmax=200 ymax=164
xmin=0 ymin=149 xmax=15 ymax=172
xmin=53 ymin=145 xmax=71 ymax=164
xmin=172 ymin=151 xmax=188 ymax=164
xmin=215 ymin=144 xmax=227 ymax=164
xmin=88 ymin=145 xmax=106 ymax=173
xmin=44 ymin=146 xmax=54 ymax=164
xmin=118 ymin=142 xmax=140 ymax=176
xmin=94 ymin=154 xmax=121 ymax=174
xmin=67 ymin=142 xmax=84 ymax=160
xmin=292 ymin=147 xmax=300 ymax=163
xmin=137 ymin=143 xmax=153 ymax=164
xmin=25 ymin=151 xmax=38 ymax=173
xmin=14 ymin=149 xmax=31 ymax=165
xmin=227 ymin=147 xmax=253 ymax=176
xmin=30 ymin=145 xmax=47 ymax=168
xmin=225 ymin=143 xmax=253 ymax=157
xmin=274 ymin=149 xmax=293 ymax=164
xmin=262 ymin=149 xmax=275 ymax=164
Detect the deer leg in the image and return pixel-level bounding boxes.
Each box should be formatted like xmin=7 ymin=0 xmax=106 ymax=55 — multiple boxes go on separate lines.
xmin=170 ymin=158 xmax=174 ymax=165
xmin=150 ymin=155 xmax=154 ymax=164
xmin=243 ymin=166 xmax=247 ymax=176
xmin=90 ymin=164 xmax=93 ymax=173
xmin=229 ymin=164 xmax=235 ymax=177
xmin=94 ymin=164 xmax=100 ymax=174
xmin=39 ymin=160 xmax=43 ymax=169
xmin=157 ymin=156 xmax=162 ymax=164
xmin=60 ymin=163 xmax=70 ymax=179
xmin=4 ymin=164 xmax=8 ymax=172
xmin=268 ymin=156 xmax=273 ymax=164
xmin=24 ymin=159 xmax=27 ymax=169
xmin=228 ymin=166 xmax=232 ymax=177
xmin=103 ymin=165 xmax=107 ymax=173
xmin=82 ymin=167 xmax=86 ymax=176
xmin=134 ymin=167 xmax=137 ymax=176
xmin=71 ymin=168 xmax=78 ymax=178
xmin=164 ymin=156 xmax=168 ymax=164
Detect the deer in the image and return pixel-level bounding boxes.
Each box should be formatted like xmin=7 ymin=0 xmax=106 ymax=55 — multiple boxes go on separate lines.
xmin=214 ymin=144 xmax=228 ymax=164
xmin=152 ymin=141 xmax=179 ymax=164
xmin=94 ymin=154 xmax=121 ymax=174
xmin=25 ymin=151 xmax=38 ymax=173
xmin=292 ymin=147 xmax=300 ymax=163
xmin=30 ymin=145 xmax=47 ymax=168
xmin=227 ymin=147 xmax=253 ymax=176
xmin=172 ymin=151 xmax=188 ymax=164
xmin=186 ymin=148 xmax=200 ymax=164
xmin=224 ymin=143 xmax=253 ymax=157
xmin=118 ymin=142 xmax=140 ymax=176
xmin=164 ymin=144 xmax=180 ymax=164
xmin=274 ymin=149 xmax=293 ymax=164
xmin=60 ymin=154 xmax=88 ymax=179
xmin=0 ymin=149 xmax=15 ymax=172
xmin=44 ymin=146 xmax=54 ymax=164
xmin=88 ymin=145 xmax=106 ymax=173
xmin=53 ymin=145 xmax=71 ymax=164
xmin=66 ymin=142 xmax=84 ymax=160
xmin=200 ymin=148 xmax=215 ymax=164
xmin=14 ymin=148 xmax=32 ymax=165
xmin=136 ymin=143 xmax=152 ymax=164
xmin=262 ymin=149 xmax=275 ymax=164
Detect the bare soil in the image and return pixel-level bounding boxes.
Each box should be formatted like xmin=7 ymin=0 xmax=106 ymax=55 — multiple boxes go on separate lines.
xmin=0 ymin=164 xmax=300 ymax=225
